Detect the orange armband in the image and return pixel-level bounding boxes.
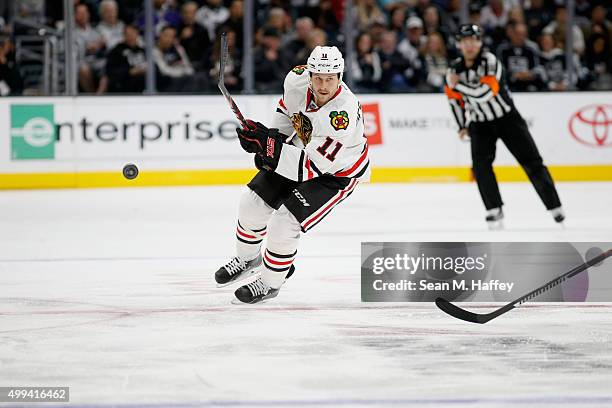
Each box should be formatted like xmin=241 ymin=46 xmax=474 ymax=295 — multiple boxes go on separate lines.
xmin=479 ymin=75 xmax=500 ymax=95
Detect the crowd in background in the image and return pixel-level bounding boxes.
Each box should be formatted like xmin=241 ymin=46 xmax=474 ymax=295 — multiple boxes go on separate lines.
xmin=0 ymin=0 xmax=610 ymax=95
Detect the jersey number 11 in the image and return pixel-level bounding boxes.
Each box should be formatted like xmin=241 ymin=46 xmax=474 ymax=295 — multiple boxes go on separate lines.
xmin=316 ymin=137 xmax=343 ymax=162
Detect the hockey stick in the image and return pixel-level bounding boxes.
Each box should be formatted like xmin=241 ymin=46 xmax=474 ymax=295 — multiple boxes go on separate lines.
xmin=435 ymin=248 xmax=612 ymax=324
xmin=218 ymin=32 xmax=248 ymax=129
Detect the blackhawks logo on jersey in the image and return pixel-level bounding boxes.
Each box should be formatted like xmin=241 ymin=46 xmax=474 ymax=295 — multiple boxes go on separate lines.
xmin=291 ymin=111 xmax=313 ymax=145
xmin=291 ymin=65 xmax=307 ymax=75
xmin=329 ymin=110 xmax=349 ymax=131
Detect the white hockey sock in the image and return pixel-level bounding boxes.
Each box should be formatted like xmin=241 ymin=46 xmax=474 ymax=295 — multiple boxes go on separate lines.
xmin=261 ymin=206 xmax=301 ymax=289
xmin=235 ymin=188 xmax=274 ymax=261
xmin=262 ymin=249 xmax=297 ymax=289
xmin=236 ymin=221 xmax=266 ymax=261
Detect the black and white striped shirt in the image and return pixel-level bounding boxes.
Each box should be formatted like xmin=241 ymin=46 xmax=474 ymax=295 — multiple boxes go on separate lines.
xmin=445 ymin=51 xmax=516 ymax=128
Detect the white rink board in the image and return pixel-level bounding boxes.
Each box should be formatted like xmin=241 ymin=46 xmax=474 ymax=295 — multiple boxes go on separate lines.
xmin=359 ymin=92 xmax=612 ymax=167
xmin=0 ymin=92 xmax=611 ymax=174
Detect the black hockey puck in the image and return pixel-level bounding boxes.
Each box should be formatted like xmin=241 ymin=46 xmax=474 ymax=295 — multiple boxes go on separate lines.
xmin=122 ymin=163 xmax=139 ymax=180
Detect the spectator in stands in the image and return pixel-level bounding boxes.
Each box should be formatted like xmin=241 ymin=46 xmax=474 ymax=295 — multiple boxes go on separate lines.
xmin=137 ymin=0 xmax=182 ymax=34
xmin=368 ymin=21 xmax=387 ymax=49
xmin=422 ymin=6 xmax=451 ymax=46
xmin=178 ymin=1 xmax=211 ymax=71
xmin=104 ymin=24 xmax=146 ymax=93
xmin=0 ymin=35 xmax=23 ymax=96
xmin=254 ymin=27 xmax=290 ymax=93
xmin=524 ymin=0 xmax=553 ymax=40
xmin=153 ymin=25 xmax=195 ymax=92
xmin=264 ymin=7 xmax=292 ymax=45
xmin=507 ymin=6 xmax=524 ymax=24
xmin=75 ymin=1 xmax=98 ymax=18
xmin=116 ymin=0 xmax=143 ymax=25
xmin=589 ymin=5 xmax=612 ymax=44
xmin=480 ymin=0 xmax=509 ymax=31
xmin=584 ymin=31 xmax=612 ymax=91
xmin=543 ymin=5 xmax=585 ymax=55
xmin=423 ymin=31 xmax=447 ymax=92
xmin=355 ymin=0 xmax=387 ymax=33
xmin=397 ymin=16 xmax=426 ymax=89
xmin=539 ymin=32 xmax=572 ymax=91
xmin=269 ymin=0 xmax=291 ymax=11
xmin=223 ymin=0 xmax=244 ymax=49
xmin=309 ymin=0 xmax=340 ymax=41
xmin=377 ymin=30 xmax=411 ymax=92
xmin=351 ymin=32 xmax=382 ymax=93
xmin=512 ymin=18 xmax=539 ymax=49
xmin=378 ymin=0 xmax=410 ymax=13
xmin=412 ymin=0 xmax=434 ymax=21
xmin=75 ymin=4 xmax=106 ymax=93
xmin=196 ymin=0 xmax=229 ymax=41
xmin=210 ymin=29 xmax=241 ymax=91
xmin=444 ymin=0 xmax=462 ymax=36
xmin=294 ymin=28 xmax=326 ymax=66
xmin=398 ymin=16 xmax=426 ymax=55
xmin=389 ymin=6 xmax=407 ymax=43
xmin=574 ymin=0 xmax=592 ymax=20
xmin=497 ymin=22 xmax=545 ymax=91
xmin=286 ymin=0 xmax=317 ymax=22
xmin=480 ymin=0 xmax=510 ymax=46
xmin=285 ymin=17 xmax=314 ymax=62
xmin=96 ymin=0 xmax=125 ymax=51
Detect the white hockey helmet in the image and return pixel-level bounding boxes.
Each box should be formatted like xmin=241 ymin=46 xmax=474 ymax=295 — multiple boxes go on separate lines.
xmin=307 ymin=45 xmax=344 ymax=82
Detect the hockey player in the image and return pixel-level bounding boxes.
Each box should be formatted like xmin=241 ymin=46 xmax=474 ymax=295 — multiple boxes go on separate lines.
xmin=445 ymin=24 xmax=564 ymax=228
xmin=215 ymin=46 xmax=370 ymax=303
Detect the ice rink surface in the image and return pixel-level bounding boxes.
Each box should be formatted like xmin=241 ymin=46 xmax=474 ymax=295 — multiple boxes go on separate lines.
xmin=1 ymin=182 xmax=612 ymax=407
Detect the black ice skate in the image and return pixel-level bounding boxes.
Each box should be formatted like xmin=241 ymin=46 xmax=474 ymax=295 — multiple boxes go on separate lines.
xmin=550 ymin=206 xmax=565 ymax=224
xmin=485 ymin=207 xmax=504 ymax=230
xmin=215 ymin=255 xmax=262 ymax=287
xmin=232 ymin=265 xmax=295 ymax=304
xmin=233 ymin=277 xmax=280 ymax=304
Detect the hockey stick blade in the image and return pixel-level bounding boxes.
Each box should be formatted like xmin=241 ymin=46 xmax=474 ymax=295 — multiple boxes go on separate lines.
xmin=436 ymin=248 xmax=612 ymax=324
xmin=217 ymin=32 xmax=248 ymax=129
xmin=435 ymin=297 xmax=511 ymax=324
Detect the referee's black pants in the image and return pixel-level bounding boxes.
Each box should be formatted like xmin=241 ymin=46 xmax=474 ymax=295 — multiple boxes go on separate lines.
xmin=468 ymin=110 xmax=561 ymax=211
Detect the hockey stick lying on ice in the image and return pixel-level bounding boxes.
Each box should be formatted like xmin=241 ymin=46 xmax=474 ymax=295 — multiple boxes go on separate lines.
xmin=218 ymin=32 xmax=248 ymax=129
xmin=435 ymin=248 xmax=612 ymax=324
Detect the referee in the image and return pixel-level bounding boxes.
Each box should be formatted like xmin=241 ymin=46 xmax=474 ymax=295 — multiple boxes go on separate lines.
xmin=445 ymin=24 xmax=564 ymax=228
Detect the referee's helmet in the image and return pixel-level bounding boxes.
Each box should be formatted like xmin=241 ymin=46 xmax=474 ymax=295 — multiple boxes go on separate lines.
xmin=456 ymin=24 xmax=483 ymax=41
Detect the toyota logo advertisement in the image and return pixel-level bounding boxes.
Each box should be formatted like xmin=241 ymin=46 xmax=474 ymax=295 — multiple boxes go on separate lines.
xmin=569 ymin=104 xmax=612 ymax=148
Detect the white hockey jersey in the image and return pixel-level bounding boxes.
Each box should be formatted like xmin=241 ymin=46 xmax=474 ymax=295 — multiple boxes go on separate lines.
xmin=270 ymin=66 xmax=371 ymax=183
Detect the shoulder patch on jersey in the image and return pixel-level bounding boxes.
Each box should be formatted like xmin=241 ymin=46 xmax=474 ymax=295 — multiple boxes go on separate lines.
xmin=329 ymin=110 xmax=349 ymax=131
xmin=291 ymin=65 xmax=308 ymax=75
xmin=291 ymin=111 xmax=313 ymax=145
